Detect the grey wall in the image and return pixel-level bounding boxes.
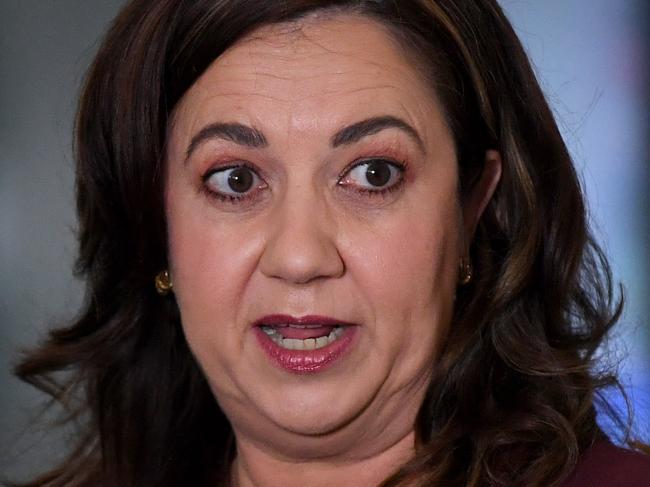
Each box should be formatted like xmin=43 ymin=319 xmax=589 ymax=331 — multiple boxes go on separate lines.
xmin=1 ymin=0 xmax=648 ymax=482
xmin=0 ymin=1 xmax=126 ymax=480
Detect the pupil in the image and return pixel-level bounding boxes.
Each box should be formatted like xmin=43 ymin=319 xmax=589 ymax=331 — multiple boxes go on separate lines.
xmin=228 ymin=168 xmax=253 ymax=193
xmin=366 ymin=160 xmax=391 ymax=187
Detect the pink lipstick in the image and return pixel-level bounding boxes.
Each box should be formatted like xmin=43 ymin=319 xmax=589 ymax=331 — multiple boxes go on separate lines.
xmin=252 ymin=314 xmax=357 ymax=373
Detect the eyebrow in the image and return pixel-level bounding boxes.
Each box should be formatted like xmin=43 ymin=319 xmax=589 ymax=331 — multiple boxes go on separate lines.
xmin=185 ymin=122 xmax=268 ymax=160
xmin=184 ymin=115 xmax=425 ymax=161
xmin=331 ymin=115 xmax=425 ymax=153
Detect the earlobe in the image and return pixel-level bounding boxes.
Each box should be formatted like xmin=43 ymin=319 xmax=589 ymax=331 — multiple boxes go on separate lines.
xmin=462 ymin=149 xmax=502 ymax=240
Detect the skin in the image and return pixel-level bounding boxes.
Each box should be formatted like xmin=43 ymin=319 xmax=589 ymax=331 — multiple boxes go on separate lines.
xmin=165 ymin=14 xmax=501 ymax=487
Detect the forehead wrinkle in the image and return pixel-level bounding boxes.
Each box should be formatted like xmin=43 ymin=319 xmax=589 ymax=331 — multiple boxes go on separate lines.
xmin=244 ymin=54 xmax=413 ymax=103
xmin=234 ymin=16 xmax=413 ymax=75
xmin=208 ymin=91 xmax=296 ymax=105
xmin=291 ymin=85 xmax=402 ymax=105
xmin=234 ymin=21 xmax=330 ymax=67
xmin=240 ymin=44 xmax=410 ymax=79
xmin=221 ymin=26 xmax=421 ymax=99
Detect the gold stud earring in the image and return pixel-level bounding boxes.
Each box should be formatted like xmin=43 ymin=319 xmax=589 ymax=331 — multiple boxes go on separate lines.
xmin=154 ymin=270 xmax=173 ymax=295
xmin=459 ymin=258 xmax=473 ymax=285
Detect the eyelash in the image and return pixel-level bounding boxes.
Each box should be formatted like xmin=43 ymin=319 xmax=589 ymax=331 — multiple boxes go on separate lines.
xmin=200 ymin=158 xmax=408 ymax=204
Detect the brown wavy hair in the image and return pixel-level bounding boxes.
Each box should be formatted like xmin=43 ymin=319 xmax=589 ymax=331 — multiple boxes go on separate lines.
xmin=11 ymin=1 xmax=643 ymax=486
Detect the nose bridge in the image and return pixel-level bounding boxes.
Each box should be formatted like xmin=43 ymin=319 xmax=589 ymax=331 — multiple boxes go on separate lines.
xmin=259 ymin=179 xmax=344 ymax=284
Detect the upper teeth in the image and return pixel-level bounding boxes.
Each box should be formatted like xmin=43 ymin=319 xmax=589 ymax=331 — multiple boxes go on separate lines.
xmin=261 ymin=325 xmax=345 ymax=350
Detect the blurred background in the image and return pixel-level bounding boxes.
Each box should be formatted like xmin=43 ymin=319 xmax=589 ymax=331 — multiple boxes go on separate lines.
xmin=1 ymin=0 xmax=648 ymax=481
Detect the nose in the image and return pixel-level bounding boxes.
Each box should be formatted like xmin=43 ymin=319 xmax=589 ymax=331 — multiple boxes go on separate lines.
xmin=259 ymin=190 xmax=345 ymax=285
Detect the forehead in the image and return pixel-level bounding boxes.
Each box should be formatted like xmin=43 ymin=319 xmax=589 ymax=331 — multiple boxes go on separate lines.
xmin=171 ymin=14 xmax=447 ymax=145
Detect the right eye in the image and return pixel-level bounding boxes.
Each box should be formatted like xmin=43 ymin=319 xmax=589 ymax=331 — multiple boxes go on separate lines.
xmin=203 ymin=164 xmax=266 ymax=202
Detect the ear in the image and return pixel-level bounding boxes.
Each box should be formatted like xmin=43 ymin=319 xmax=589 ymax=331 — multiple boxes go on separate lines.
xmin=462 ymin=149 xmax=502 ymax=240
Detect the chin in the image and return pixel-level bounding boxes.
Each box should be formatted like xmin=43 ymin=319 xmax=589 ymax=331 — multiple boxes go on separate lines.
xmin=267 ymin=380 xmax=372 ymax=434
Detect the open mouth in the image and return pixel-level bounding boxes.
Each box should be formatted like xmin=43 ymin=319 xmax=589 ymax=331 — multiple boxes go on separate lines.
xmin=252 ymin=314 xmax=357 ymax=373
xmin=259 ymin=324 xmax=346 ymax=351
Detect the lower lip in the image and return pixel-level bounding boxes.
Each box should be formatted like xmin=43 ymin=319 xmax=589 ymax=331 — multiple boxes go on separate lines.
xmin=253 ymin=326 xmax=357 ymax=374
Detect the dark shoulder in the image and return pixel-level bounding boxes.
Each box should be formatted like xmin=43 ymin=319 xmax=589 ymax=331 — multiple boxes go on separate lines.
xmin=563 ymin=440 xmax=650 ymax=487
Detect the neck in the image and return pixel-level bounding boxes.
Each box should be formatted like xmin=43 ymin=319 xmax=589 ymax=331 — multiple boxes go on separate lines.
xmin=230 ymin=429 xmax=415 ymax=487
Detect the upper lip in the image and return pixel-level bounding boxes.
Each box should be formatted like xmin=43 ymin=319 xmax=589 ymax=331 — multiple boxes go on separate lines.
xmin=252 ymin=314 xmax=353 ymax=328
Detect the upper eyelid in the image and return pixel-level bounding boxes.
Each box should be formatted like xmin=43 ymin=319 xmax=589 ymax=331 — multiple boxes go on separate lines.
xmin=203 ymin=161 xmax=268 ymax=182
xmin=337 ymin=157 xmax=405 ymax=182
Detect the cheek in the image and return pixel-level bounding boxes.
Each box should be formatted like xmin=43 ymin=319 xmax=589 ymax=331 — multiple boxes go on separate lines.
xmin=169 ymin=222 xmax=245 ymax=307
xmin=165 ymin=184 xmax=261 ymax=352
xmin=347 ymin=194 xmax=461 ymax=358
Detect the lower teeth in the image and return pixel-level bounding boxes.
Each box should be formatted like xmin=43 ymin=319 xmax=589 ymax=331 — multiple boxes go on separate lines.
xmin=261 ymin=326 xmax=345 ymax=350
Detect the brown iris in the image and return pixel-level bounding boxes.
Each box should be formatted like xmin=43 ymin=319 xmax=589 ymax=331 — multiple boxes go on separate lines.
xmin=364 ymin=160 xmax=392 ymax=187
xmin=228 ymin=167 xmax=254 ymax=193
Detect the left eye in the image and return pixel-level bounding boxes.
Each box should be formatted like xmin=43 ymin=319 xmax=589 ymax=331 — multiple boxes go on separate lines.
xmin=339 ymin=159 xmax=403 ymax=190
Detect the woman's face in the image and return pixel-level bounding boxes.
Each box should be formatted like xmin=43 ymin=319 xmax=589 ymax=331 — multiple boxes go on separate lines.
xmin=165 ymin=15 xmax=496 ymax=458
